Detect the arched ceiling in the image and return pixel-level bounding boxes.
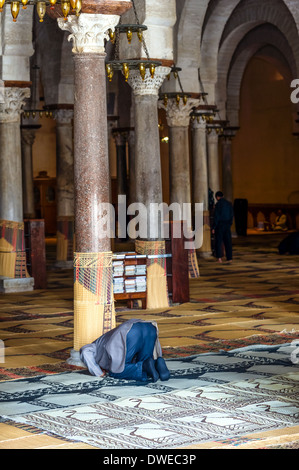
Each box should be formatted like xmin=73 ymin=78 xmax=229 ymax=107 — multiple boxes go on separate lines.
xmin=35 ymin=15 xmax=73 ymax=106
xmin=176 ymin=0 xmax=299 ymax=106
xmin=217 ymin=23 xmax=297 ymax=124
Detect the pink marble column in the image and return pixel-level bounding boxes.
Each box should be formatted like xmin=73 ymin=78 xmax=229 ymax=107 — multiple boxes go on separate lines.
xmin=73 ymin=52 xmax=111 ymax=253
xmin=58 ymin=12 xmax=125 ymax=364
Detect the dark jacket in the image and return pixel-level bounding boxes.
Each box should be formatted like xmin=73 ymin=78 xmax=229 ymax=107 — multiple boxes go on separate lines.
xmin=213 ymin=198 xmax=234 ymax=229
xmin=80 ymin=319 xmax=162 ymax=377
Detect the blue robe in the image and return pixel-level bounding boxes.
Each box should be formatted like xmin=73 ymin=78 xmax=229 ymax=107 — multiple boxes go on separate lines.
xmin=80 ymin=319 xmax=162 ymax=380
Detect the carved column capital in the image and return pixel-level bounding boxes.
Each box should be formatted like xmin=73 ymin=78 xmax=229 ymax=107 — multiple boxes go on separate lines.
xmin=0 ymin=87 xmax=30 ymax=123
xmin=112 ymin=129 xmax=129 ymax=146
xmin=53 ymin=108 xmax=74 ymax=125
xmin=158 ymin=97 xmax=200 ymax=127
xmin=21 ymin=127 xmax=36 ymax=146
xmin=207 ymin=128 xmax=220 ymax=143
xmin=128 ymin=66 xmax=171 ymax=97
xmin=191 ymin=115 xmax=207 ymax=131
xmin=57 ymin=13 xmax=120 ymax=54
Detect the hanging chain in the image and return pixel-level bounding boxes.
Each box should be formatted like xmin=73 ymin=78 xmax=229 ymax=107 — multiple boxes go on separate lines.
xmin=114 ymin=16 xmax=121 ymax=60
xmin=131 ymin=0 xmax=150 ymax=60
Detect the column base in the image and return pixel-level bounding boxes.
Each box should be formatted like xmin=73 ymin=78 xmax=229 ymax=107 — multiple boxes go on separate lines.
xmin=66 ymin=348 xmax=86 ymax=368
xmin=0 ymin=276 xmax=34 ymax=293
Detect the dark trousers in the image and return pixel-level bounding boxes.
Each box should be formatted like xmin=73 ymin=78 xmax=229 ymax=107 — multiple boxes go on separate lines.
xmin=109 ymin=322 xmax=157 ymax=381
xmin=215 ymin=222 xmax=233 ymax=260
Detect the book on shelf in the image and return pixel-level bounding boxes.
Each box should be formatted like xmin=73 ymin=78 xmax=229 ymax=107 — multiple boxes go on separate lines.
xmin=125 ymin=265 xmax=136 ymax=276
xmin=135 ymin=264 xmax=146 ymax=275
xmin=112 ymin=252 xmax=147 ymax=296
xmin=136 ymin=276 xmax=146 ymax=292
xmin=113 ymin=274 xmax=124 ymax=291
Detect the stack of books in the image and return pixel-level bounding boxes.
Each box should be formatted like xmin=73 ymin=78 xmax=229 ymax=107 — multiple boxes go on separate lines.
xmin=113 ymin=276 xmax=124 ymax=293
xmin=136 ymin=264 xmax=146 ymax=275
xmin=113 ymin=260 xmax=124 ymax=277
xmin=125 ymin=264 xmax=136 ymax=276
xmin=136 ymin=276 xmax=146 ymax=292
xmin=125 ymin=278 xmax=136 ymax=293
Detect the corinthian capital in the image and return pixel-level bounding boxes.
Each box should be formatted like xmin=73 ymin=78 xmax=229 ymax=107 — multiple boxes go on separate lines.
xmin=53 ymin=108 xmax=74 ymax=124
xmin=57 ymin=13 xmax=120 ymax=54
xmin=0 ymin=87 xmax=30 ymax=123
xmin=128 ymin=66 xmax=171 ymax=97
xmin=158 ymin=97 xmax=200 ymax=127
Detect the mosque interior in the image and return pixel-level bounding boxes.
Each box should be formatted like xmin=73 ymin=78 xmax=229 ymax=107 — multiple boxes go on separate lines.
xmin=0 ymin=0 xmax=299 ymax=450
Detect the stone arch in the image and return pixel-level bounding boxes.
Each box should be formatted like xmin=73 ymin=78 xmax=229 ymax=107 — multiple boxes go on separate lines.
xmin=35 ymin=15 xmax=73 ymax=106
xmin=199 ymin=0 xmax=299 ymax=102
xmin=174 ymin=0 xmax=210 ymax=93
xmin=217 ymin=23 xmax=297 ymax=124
xmin=227 ymin=43 xmax=295 ymax=126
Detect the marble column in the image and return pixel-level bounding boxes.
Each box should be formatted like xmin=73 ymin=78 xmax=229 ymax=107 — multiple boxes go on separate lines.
xmin=107 ymin=115 xmax=118 ymax=182
xmin=0 ymin=86 xmax=34 ymax=291
xmin=0 ymin=87 xmax=30 ymax=222
xmin=158 ymin=96 xmax=201 ymax=280
xmin=128 ymin=66 xmax=171 ymax=239
xmin=128 ymin=128 xmax=136 ymax=205
xmin=158 ymin=97 xmax=199 ymax=209
xmin=221 ymin=137 xmax=233 ymax=203
xmin=127 ymin=66 xmax=171 ymax=309
xmin=191 ymin=116 xmax=212 ymax=257
xmin=112 ymin=128 xmax=128 ymax=239
xmin=207 ymin=129 xmax=221 ymax=197
xmin=221 ymin=127 xmax=239 ymax=203
xmin=112 ymin=128 xmax=128 ymax=198
xmin=21 ymin=126 xmax=37 ymax=219
xmin=58 ymin=13 xmax=122 ymax=364
xmin=53 ymin=108 xmax=74 ymax=268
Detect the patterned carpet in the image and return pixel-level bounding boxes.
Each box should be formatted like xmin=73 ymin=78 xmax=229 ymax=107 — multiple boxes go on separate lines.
xmin=0 ymin=233 xmax=298 ymax=448
xmin=1 ymin=343 xmax=299 ymax=449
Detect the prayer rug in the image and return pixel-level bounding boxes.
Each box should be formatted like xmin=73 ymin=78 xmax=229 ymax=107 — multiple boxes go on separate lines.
xmin=2 ymin=342 xmax=298 ymax=449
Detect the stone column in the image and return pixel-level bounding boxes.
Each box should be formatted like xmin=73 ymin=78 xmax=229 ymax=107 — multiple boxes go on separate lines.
xmin=112 ymin=128 xmax=128 ymax=198
xmin=221 ymin=137 xmax=233 ymax=203
xmin=0 ymin=86 xmax=34 ymax=292
xmin=112 ymin=128 xmax=128 ymax=239
xmin=127 ymin=66 xmax=171 ymax=308
xmin=191 ymin=116 xmax=212 ymax=257
xmin=107 ymin=115 xmax=118 ymax=183
xmin=221 ymin=127 xmax=239 ymax=203
xmin=0 ymin=87 xmax=30 ymax=222
xmin=128 ymin=128 xmax=136 ymax=205
xmin=53 ymin=108 xmax=74 ymax=268
xmin=21 ymin=126 xmax=38 ymax=219
xmin=158 ymin=97 xmax=199 ymax=209
xmin=128 ymin=67 xmax=170 ymax=239
xmin=58 ymin=13 xmax=123 ymax=364
xmin=207 ymin=129 xmax=221 ymax=196
xmin=158 ymin=96 xmax=200 ymax=279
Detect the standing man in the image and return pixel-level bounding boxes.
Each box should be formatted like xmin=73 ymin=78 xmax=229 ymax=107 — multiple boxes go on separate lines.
xmin=212 ymin=191 xmax=234 ymax=263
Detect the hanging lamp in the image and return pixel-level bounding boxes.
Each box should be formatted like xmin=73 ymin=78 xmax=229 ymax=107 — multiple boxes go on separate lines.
xmin=105 ymin=0 xmax=161 ymax=83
